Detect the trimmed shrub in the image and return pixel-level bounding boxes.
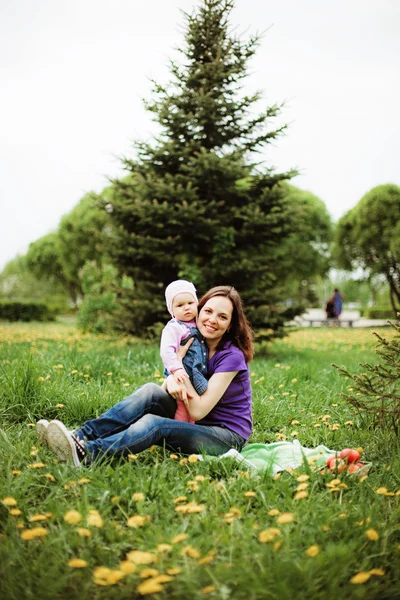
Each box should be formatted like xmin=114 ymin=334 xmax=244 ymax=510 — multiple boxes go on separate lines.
xmin=361 ymin=306 xmax=397 ymax=319
xmin=0 ymin=301 xmax=54 ymax=322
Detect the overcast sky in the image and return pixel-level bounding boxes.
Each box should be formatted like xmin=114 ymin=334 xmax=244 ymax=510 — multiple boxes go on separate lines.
xmin=1 ymin=0 xmax=399 ymax=271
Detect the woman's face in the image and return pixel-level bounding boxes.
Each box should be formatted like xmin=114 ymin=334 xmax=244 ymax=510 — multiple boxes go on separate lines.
xmin=197 ymin=296 xmax=233 ymax=343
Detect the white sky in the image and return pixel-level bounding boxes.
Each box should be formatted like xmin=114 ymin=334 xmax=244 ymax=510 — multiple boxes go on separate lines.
xmin=1 ymin=0 xmax=399 ymax=271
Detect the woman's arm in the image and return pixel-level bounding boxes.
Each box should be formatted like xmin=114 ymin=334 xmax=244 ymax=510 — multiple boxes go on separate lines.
xmin=166 ymin=370 xmax=238 ymax=421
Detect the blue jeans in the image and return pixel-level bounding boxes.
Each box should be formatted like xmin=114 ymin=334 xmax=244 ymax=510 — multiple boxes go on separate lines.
xmin=76 ymin=383 xmax=245 ymax=460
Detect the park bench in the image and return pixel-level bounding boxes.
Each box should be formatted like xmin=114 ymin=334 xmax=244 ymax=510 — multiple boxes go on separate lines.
xmin=301 ymin=310 xmax=360 ymax=328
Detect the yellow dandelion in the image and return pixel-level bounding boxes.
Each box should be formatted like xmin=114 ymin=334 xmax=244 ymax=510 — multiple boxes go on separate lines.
xmin=201 ymin=585 xmax=216 ymax=594
xmin=2 ymin=496 xmax=17 ymax=506
xmin=173 ymin=496 xmax=188 ymax=504
xmin=132 ymin=492 xmax=145 ymax=502
xmin=126 ymin=550 xmax=158 ymax=565
xmin=119 ymin=560 xmax=137 ymax=574
xmin=92 ymin=566 xmax=125 ymax=586
xmin=156 ymin=543 xmax=172 ymax=553
xmin=78 ymin=478 xmax=90 ymax=485
xmin=179 ymin=458 xmax=188 ymax=466
xmin=56 ymin=403 xmax=65 ymax=408
xmin=268 ymin=508 xmax=280 ymax=516
xmin=171 ymin=533 xmax=189 ymax=544
xmin=244 ymin=491 xmax=256 ymax=497
xmin=176 ymin=502 xmax=205 ymax=514
xmin=181 ymin=545 xmax=200 ymax=558
xmin=44 ymin=473 xmax=55 ymax=481
xmin=273 ymin=540 xmax=283 ymax=551
xmin=20 ymin=527 xmax=48 ymax=540
xmin=87 ymin=509 xmax=104 ymax=528
xmin=12 ymin=470 xmax=22 ymax=476
xmin=198 ymin=552 xmax=216 ymax=565
xmin=368 ymin=568 xmax=385 ymax=576
xmin=365 ymin=528 xmax=379 ymax=541
xmin=136 ymin=579 xmax=164 ymax=595
xmin=139 ymin=568 xmax=159 ymax=579
xmin=27 ymin=463 xmax=46 ymax=469
xmin=375 ymin=487 xmax=388 ymax=495
xmin=294 ymin=490 xmax=309 ymax=500
xmin=167 ymin=568 xmax=182 ymax=575
xmin=296 ymin=482 xmax=309 ymax=491
xmin=29 ymin=514 xmax=49 ymax=522
xmin=276 ymin=512 xmax=295 ymax=524
xmin=350 ymin=572 xmax=371 ymax=584
xmin=187 ymin=481 xmax=199 ymax=491
xmin=10 ymin=508 xmax=22 ymax=516
xmin=128 ymin=454 xmax=138 ymax=460
xmin=259 ymin=528 xmax=281 ymax=543
xmin=195 ymin=475 xmax=206 ymax=482
xmin=68 ymin=558 xmax=88 ymax=568
xmin=127 ymin=515 xmax=147 ymax=528
xmin=188 ymin=454 xmax=199 ymax=463
xmin=77 ymin=528 xmax=92 ymax=537
xmin=169 ymin=454 xmax=179 ymax=460
xmin=64 ymin=510 xmax=82 ymax=525
xmin=296 ymin=474 xmax=310 ymax=482
xmin=305 ymin=545 xmax=320 ymax=557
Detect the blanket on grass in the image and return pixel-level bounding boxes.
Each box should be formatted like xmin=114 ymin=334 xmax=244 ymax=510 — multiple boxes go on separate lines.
xmin=196 ymin=440 xmax=371 ymax=476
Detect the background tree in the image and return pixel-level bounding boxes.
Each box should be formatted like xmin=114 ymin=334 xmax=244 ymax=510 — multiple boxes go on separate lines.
xmin=57 ymin=192 xmax=109 ymax=284
xmin=275 ymin=184 xmax=333 ymax=306
xmin=25 ymin=232 xmax=80 ymax=308
xmin=333 ymin=184 xmax=400 ymax=315
xmin=24 ymin=193 xmax=109 ymax=309
xmin=104 ymin=0 xmax=298 ymax=337
xmin=0 ymin=255 xmax=69 ymax=313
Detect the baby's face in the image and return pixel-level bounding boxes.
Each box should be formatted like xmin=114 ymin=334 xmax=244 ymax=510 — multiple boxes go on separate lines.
xmin=172 ymin=293 xmax=198 ymax=322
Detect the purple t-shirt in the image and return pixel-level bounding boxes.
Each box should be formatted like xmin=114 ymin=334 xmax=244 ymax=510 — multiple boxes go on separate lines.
xmin=197 ymin=341 xmax=252 ymax=440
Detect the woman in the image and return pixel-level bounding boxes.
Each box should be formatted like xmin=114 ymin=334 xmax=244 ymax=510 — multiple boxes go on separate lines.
xmin=39 ymin=286 xmax=254 ymax=467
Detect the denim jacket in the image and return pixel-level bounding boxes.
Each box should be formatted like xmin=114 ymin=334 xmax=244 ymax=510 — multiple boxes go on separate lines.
xmin=163 ymin=321 xmax=208 ymax=395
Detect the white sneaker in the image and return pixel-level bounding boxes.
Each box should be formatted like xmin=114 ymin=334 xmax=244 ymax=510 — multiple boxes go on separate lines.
xmin=47 ymin=420 xmax=86 ymax=468
xmin=36 ymin=420 xmax=49 ymax=446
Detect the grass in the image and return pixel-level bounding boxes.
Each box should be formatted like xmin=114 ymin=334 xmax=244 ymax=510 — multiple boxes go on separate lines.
xmin=0 ymin=322 xmax=399 ymax=600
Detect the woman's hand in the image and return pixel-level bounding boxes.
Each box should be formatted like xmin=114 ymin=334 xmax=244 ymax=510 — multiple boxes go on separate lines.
xmin=166 ymin=375 xmax=189 ymax=403
xmin=176 ymin=337 xmax=194 ymax=361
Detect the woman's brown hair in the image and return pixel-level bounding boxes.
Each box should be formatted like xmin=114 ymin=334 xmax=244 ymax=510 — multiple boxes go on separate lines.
xmin=197 ymin=286 xmax=254 ymax=362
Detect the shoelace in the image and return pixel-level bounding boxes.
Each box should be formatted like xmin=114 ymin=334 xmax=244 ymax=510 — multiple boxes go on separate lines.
xmin=71 ymin=434 xmax=86 ymax=461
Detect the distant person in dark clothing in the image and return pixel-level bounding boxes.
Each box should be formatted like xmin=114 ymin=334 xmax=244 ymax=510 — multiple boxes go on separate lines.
xmin=332 ymin=288 xmax=344 ymax=317
xmin=325 ymin=289 xmax=344 ymax=320
xmin=325 ymin=299 xmax=336 ymax=319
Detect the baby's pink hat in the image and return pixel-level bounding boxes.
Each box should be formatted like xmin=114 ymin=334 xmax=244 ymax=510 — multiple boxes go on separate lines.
xmin=165 ymin=280 xmax=198 ymax=316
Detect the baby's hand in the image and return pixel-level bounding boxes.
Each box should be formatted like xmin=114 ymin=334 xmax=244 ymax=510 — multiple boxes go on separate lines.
xmin=172 ymin=368 xmax=188 ymax=383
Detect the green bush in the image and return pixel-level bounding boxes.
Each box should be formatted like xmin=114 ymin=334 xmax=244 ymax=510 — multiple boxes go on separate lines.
xmin=361 ymin=306 xmax=397 ymax=319
xmin=0 ymin=300 xmax=54 ymax=322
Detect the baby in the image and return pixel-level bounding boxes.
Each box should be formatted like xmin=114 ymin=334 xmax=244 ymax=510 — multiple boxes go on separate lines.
xmin=160 ymin=280 xmax=208 ymax=423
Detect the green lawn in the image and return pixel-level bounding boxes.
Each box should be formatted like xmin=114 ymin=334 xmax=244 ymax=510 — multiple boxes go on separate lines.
xmin=0 ymin=322 xmax=399 ymax=600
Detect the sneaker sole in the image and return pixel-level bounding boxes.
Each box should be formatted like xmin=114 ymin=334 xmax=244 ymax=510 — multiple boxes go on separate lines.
xmin=36 ymin=420 xmax=49 ymax=446
xmin=47 ymin=420 xmax=82 ymax=468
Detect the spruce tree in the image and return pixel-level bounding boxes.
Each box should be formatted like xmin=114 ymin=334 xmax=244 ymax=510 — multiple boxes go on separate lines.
xmin=105 ymin=0 xmax=297 ymax=336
